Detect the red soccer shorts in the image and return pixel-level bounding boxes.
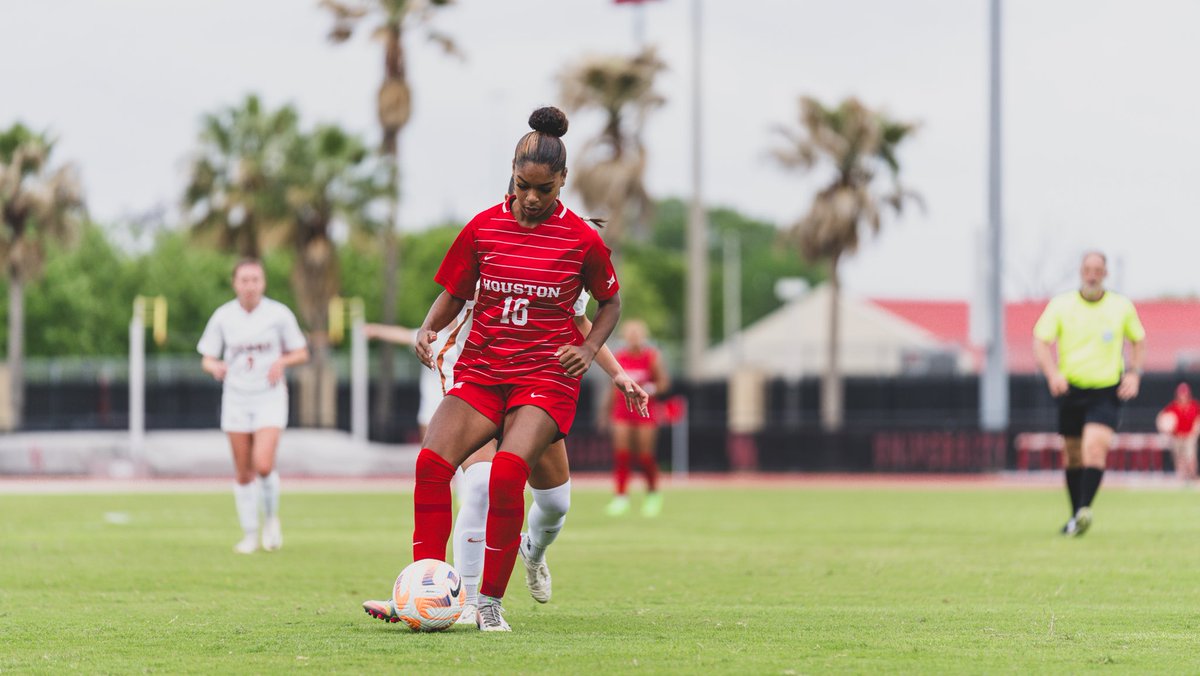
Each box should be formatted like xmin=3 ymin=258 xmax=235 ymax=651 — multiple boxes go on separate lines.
xmin=448 ymin=378 xmax=581 ymax=438
xmin=612 ymin=396 xmax=658 ymax=426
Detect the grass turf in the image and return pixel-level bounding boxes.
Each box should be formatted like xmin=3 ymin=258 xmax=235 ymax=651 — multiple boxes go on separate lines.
xmin=3 ymin=484 xmax=1200 ymax=673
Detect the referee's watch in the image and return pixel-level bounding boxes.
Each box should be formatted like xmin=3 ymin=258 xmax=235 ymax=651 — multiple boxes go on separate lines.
xmin=1127 ymin=368 xmax=1144 ymax=376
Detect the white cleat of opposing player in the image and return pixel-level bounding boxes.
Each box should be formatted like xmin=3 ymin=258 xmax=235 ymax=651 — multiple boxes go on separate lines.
xmin=454 ymin=603 xmax=478 ymax=627
xmin=262 ymin=516 xmax=283 ymax=551
xmin=233 ymin=533 xmax=259 ymax=554
xmin=518 ymin=533 xmax=552 ymax=603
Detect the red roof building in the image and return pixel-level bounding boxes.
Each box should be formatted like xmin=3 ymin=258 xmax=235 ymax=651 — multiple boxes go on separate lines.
xmin=872 ymin=298 xmax=1200 ymax=374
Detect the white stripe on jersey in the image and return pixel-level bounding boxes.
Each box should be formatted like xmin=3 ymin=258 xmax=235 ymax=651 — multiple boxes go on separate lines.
xmin=477 ymin=226 xmax=581 ymax=244
xmin=478 ymin=250 xmax=580 ymax=264
xmin=475 ymin=239 xmax=584 ymax=254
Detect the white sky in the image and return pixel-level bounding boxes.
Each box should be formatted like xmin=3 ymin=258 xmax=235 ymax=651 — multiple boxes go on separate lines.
xmin=3 ymin=0 xmax=1199 ymax=301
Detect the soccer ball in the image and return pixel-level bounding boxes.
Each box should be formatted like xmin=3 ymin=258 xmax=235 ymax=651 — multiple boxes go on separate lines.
xmin=1157 ymin=411 xmax=1178 ymax=435
xmin=392 ymin=558 xmax=465 ymax=631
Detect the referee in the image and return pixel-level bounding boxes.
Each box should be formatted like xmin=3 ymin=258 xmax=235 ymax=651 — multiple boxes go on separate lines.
xmin=1033 ymin=251 xmax=1146 ymax=537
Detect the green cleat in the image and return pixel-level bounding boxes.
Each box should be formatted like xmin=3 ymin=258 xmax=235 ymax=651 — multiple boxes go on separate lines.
xmin=641 ymin=492 xmax=664 ymax=518
xmin=605 ymin=495 xmax=630 ymax=517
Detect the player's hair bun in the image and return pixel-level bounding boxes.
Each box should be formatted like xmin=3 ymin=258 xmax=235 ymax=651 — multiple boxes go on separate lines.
xmin=528 ymin=106 xmax=569 ymax=138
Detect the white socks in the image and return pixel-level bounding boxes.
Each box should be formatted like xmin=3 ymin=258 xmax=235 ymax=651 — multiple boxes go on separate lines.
xmin=259 ymin=470 xmax=280 ymax=519
xmin=233 ymin=480 xmax=260 ymax=535
xmin=452 ymin=462 xmax=491 ymax=605
xmin=526 ymin=479 xmax=571 ymax=564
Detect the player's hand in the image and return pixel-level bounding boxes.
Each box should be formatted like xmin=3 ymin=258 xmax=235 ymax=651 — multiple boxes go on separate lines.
xmin=267 ymin=359 xmax=286 ymax=386
xmin=613 ymin=373 xmax=650 ymax=418
xmin=363 ymin=323 xmax=382 ymax=340
xmin=209 ymin=361 xmax=228 ymax=382
xmin=414 ymin=328 xmax=438 ymax=369
xmin=1047 ymin=372 xmax=1069 ymax=397
xmin=1118 ymin=372 xmax=1141 ymax=401
xmin=556 ymin=344 xmax=596 ymax=378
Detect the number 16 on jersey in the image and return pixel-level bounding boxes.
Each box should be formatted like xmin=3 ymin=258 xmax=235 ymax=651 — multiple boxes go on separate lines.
xmin=500 ymin=296 xmax=529 ymax=326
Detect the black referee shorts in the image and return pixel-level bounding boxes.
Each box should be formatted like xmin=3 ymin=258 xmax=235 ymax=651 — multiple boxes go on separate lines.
xmin=1057 ymin=384 xmax=1121 ymax=437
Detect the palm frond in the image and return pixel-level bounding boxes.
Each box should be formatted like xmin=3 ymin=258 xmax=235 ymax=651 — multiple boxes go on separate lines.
xmin=774 ymin=95 xmax=918 ymax=264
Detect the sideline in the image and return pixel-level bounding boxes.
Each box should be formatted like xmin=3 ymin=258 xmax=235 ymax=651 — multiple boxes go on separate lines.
xmin=0 ymin=471 xmax=1186 ymax=494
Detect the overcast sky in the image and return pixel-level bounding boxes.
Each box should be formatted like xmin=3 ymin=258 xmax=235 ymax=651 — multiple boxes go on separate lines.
xmin=3 ymin=0 xmax=1199 ymax=301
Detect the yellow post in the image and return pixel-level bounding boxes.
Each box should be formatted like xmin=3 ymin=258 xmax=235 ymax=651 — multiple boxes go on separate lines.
xmin=328 ymin=297 xmax=346 ymax=345
xmin=151 ymin=295 xmax=168 ymax=346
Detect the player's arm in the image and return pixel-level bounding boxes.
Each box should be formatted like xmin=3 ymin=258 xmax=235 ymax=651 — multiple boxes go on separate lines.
xmin=415 ymin=291 xmax=466 ymax=368
xmin=1033 ymin=338 xmax=1067 ymax=397
xmin=268 ymin=345 xmax=310 ymax=386
xmin=573 ymin=314 xmax=649 ymax=417
xmin=363 ymin=323 xmax=417 ymax=346
xmin=558 ymin=292 xmax=621 ymax=378
xmin=201 ymin=355 xmax=227 ymax=382
xmin=1118 ymin=339 xmax=1145 ymax=401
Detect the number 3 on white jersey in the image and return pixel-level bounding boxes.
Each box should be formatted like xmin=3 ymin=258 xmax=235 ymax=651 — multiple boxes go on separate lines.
xmin=500 ymin=296 xmax=529 ymax=326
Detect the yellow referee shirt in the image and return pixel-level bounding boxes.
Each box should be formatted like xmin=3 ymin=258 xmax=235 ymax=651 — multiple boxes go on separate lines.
xmin=1033 ymin=291 xmax=1146 ymax=389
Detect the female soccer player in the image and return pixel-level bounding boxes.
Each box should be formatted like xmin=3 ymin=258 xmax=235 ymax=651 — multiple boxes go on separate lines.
xmin=604 ymin=319 xmax=670 ymax=517
xmin=1159 ymin=382 xmax=1199 ymax=482
xmin=198 ymin=259 xmax=309 ymax=554
xmin=365 ymin=106 xmax=621 ymax=632
xmin=363 ymin=294 xmax=647 ymax=626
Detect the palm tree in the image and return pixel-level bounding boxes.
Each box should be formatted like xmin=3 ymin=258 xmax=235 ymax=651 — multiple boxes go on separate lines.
xmin=773 ymin=96 xmax=919 ymax=431
xmin=320 ymin=0 xmax=456 ymax=433
xmin=183 ymin=95 xmax=299 ymax=258
xmin=184 ymin=97 xmax=386 ymax=426
xmin=559 ymin=47 xmax=665 ymax=250
xmin=0 ymin=123 xmax=86 ymax=428
xmin=283 ymin=124 xmax=388 ymax=354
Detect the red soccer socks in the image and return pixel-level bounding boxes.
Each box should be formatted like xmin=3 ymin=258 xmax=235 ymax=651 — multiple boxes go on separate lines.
xmin=412 ymin=448 xmax=456 ymax=561
xmin=479 ymin=451 xmax=531 ymax=599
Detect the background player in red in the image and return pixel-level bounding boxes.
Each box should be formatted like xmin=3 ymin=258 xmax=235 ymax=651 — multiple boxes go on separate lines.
xmin=1159 ymin=382 xmax=1199 ymax=482
xmin=603 ymin=319 xmax=670 ymax=517
xmin=365 ymin=106 xmax=621 ymax=632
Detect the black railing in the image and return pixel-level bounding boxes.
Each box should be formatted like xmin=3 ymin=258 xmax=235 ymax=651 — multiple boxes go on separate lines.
xmin=17 ymin=373 xmax=1194 ymax=473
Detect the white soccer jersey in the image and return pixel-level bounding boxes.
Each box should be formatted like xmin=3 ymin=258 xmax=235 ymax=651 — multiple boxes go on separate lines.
xmin=197 ymin=297 xmax=307 ymax=394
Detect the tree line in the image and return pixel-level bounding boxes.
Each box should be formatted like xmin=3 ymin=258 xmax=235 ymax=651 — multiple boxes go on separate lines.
xmin=0 ymin=196 xmax=821 ymax=361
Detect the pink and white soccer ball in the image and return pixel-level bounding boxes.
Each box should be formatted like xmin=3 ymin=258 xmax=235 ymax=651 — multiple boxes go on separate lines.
xmin=392 ymin=559 xmax=465 ymax=631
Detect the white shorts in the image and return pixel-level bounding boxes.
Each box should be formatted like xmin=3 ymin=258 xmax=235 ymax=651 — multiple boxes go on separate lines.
xmin=417 ymin=367 xmax=446 ymax=428
xmin=221 ymin=386 xmax=289 ymax=433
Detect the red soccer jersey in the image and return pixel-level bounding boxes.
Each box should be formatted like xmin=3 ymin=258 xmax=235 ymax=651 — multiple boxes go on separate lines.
xmin=434 ymin=198 xmax=619 ymax=394
xmin=612 ymin=347 xmax=661 ymax=423
xmin=1163 ymin=400 xmax=1200 ymax=435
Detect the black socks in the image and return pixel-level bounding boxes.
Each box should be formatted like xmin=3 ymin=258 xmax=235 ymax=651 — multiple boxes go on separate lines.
xmin=1065 ymin=467 xmax=1084 ymax=513
xmin=1080 ymin=467 xmax=1105 ymax=508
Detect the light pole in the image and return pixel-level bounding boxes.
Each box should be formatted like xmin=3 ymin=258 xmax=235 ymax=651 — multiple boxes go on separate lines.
xmin=685 ymin=0 xmax=709 ymax=380
xmin=980 ymin=0 xmax=1008 ymax=431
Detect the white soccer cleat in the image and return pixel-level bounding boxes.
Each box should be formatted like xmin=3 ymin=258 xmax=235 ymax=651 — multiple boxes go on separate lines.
xmin=475 ymin=598 xmax=510 ymax=632
xmin=1073 ymin=507 xmax=1093 ymax=536
xmin=262 ymin=516 xmax=283 ymax=551
xmin=518 ymin=533 xmax=552 ymax=603
xmin=454 ymin=603 xmax=478 ymax=626
xmin=233 ymin=532 xmax=259 ymax=554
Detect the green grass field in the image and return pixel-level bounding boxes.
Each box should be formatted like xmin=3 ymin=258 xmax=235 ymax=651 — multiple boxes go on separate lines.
xmin=4 ymin=483 xmax=1200 ymax=673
